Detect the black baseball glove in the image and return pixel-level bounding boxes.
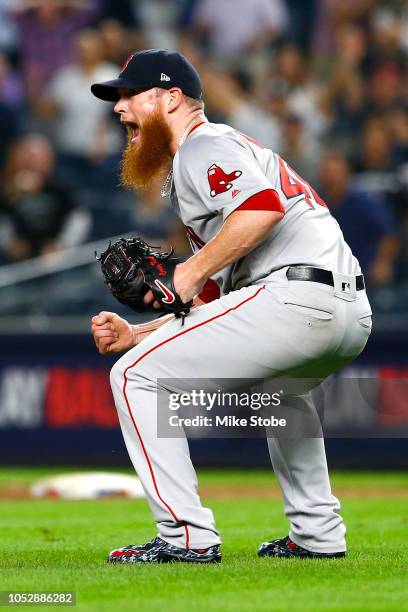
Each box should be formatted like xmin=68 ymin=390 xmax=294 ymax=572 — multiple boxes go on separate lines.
xmin=96 ymin=237 xmax=192 ymax=320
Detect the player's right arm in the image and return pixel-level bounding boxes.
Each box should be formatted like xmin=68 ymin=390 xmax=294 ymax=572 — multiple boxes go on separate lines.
xmin=91 ymin=311 xmax=175 ymax=355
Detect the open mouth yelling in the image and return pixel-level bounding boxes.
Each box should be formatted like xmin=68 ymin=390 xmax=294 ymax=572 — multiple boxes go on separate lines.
xmin=124 ymin=121 xmax=140 ymax=143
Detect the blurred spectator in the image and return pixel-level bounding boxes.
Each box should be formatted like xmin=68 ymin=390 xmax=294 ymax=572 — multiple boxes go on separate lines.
xmin=353 ymin=118 xmax=394 ymax=174
xmin=281 ymin=113 xmax=321 ymax=183
xmin=351 ymin=117 xmax=402 ymax=194
xmin=129 ymin=180 xmax=190 ymax=256
xmin=0 ymin=52 xmax=22 ymax=173
xmin=98 ymin=0 xmax=141 ymax=27
xmin=366 ymin=65 xmax=405 ymax=115
xmin=38 ymin=28 xmax=122 ymax=189
xmin=98 ymin=19 xmax=142 ymax=67
xmin=0 ymin=0 xmax=19 ymax=57
xmin=191 ymin=0 xmax=288 ymax=63
xmin=11 ymin=0 xmax=97 ymax=103
xmin=0 ymin=100 xmax=21 ymax=173
xmin=335 ymin=23 xmax=368 ymax=70
xmin=138 ymin=0 xmax=179 ymax=49
xmin=320 ymin=25 xmax=367 ymax=148
xmin=267 ymin=43 xmax=327 ymax=143
xmin=285 ymin=0 xmax=318 ymax=52
xmin=313 ymin=0 xmax=376 ymax=55
xmin=0 ymin=134 xmax=90 ymax=261
xmin=319 ymin=152 xmax=400 ymax=287
xmin=257 ymin=78 xmax=289 ymax=150
xmin=0 ymin=51 xmax=24 ymax=109
xmin=402 ymin=0 xmax=408 ymax=55
xmin=363 ymin=8 xmax=407 ymax=77
xmin=177 ymin=0 xmax=197 ymax=30
xmin=352 ymin=116 xmax=408 ymax=230
xmin=0 ymin=53 xmax=22 ymax=172
xmin=328 ymin=0 xmax=377 ymax=30
xmin=390 ymin=108 xmax=408 ymax=169
xmin=325 ymin=72 xmax=365 ymax=149
xmin=200 ymin=65 xmax=282 ymax=149
xmin=97 ymin=0 xmax=145 ymax=55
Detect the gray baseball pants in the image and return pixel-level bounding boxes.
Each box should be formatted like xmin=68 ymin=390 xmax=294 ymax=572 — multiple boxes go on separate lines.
xmin=110 ymin=272 xmax=372 ymax=553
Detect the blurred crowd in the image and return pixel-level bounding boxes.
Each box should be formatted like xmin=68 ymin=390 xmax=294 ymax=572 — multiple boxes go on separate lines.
xmin=0 ymin=0 xmax=407 ymax=313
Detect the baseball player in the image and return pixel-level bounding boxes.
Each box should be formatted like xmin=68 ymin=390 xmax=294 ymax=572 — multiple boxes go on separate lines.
xmin=90 ymin=49 xmax=372 ymax=564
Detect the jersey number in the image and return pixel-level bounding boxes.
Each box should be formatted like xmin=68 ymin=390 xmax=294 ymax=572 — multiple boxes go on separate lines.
xmin=278 ymin=156 xmax=327 ymax=209
xmin=238 ymin=131 xmax=326 ymax=209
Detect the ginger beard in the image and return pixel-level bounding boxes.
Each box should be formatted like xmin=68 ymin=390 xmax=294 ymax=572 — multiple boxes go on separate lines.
xmin=120 ymin=109 xmax=173 ymax=191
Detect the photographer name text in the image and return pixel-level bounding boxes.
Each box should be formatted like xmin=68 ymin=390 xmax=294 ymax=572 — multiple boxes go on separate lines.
xmin=169 ymin=415 xmax=286 ymax=428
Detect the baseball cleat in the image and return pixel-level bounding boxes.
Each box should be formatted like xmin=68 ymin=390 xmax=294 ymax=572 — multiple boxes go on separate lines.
xmin=258 ymin=536 xmax=346 ymax=559
xmin=108 ymin=536 xmax=222 ymax=564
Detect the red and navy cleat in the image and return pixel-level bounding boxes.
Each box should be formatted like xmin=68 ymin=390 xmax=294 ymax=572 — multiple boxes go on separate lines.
xmin=258 ymin=536 xmax=346 ymax=559
xmin=108 ymin=536 xmax=222 ymax=564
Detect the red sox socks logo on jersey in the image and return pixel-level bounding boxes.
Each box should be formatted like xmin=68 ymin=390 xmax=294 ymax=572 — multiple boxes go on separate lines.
xmin=207 ymin=163 xmax=242 ymax=198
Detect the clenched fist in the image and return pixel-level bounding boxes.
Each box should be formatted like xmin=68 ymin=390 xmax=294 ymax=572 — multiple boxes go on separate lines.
xmin=91 ymin=311 xmax=176 ymax=355
xmin=91 ymin=311 xmax=135 ymax=355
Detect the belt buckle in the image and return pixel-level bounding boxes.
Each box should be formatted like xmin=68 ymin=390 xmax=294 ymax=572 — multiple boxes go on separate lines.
xmin=332 ymin=272 xmax=357 ymax=301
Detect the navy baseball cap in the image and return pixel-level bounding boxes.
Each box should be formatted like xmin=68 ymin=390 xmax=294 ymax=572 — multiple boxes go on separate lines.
xmin=91 ymin=49 xmax=202 ymax=102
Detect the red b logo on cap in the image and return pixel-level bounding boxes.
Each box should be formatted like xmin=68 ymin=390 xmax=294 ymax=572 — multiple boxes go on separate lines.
xmin=120 ymin=53 xmax=135 ymax=74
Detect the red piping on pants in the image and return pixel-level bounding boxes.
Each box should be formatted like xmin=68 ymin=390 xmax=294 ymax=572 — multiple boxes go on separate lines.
xmin=121 ymin=284 xmax=266 ymax=549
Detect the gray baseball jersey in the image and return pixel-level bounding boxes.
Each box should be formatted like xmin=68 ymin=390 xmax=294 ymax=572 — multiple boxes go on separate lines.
xmin=171 ymin=121 xmax=360 ymax=297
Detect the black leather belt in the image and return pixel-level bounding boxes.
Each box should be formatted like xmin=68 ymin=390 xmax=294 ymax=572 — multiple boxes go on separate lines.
xmin=287 ymin=266 xmax=365 ymax=291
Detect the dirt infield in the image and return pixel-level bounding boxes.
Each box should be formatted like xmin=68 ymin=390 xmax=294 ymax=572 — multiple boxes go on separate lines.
xmin=1 ymin=482 xmax=407 ymax=500
xmin=0 ymin=484 xmax=31 ymax=500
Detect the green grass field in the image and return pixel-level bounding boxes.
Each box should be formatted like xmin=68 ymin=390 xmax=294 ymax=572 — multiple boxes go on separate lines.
xmin=0 ymin=468 xmax=407 ymax=611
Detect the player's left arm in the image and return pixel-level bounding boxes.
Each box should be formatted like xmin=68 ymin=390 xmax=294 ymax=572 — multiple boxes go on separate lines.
xmin=174 ymin=208 xmax=283 ymax=303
